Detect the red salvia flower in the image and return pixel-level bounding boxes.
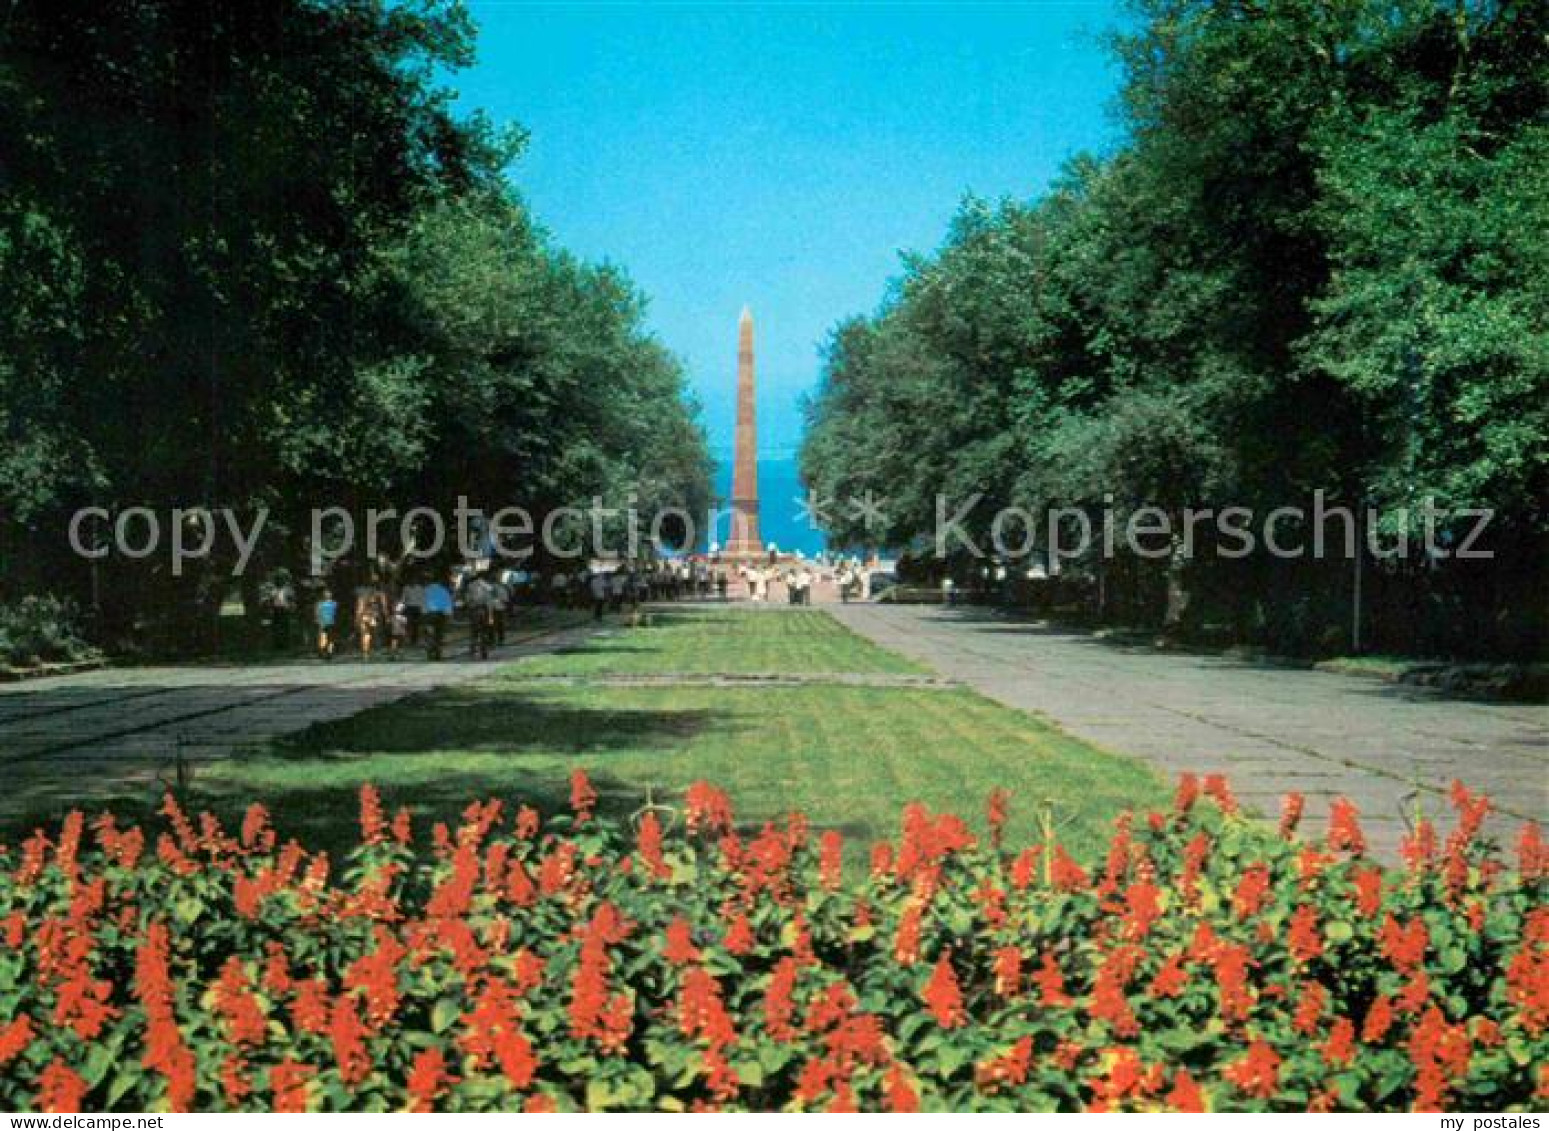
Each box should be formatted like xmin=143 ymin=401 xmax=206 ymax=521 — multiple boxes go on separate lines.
xmin=1034 ymin=951 xmax=1073 ymax=1007
xmin=1288 ymin=904 xmax=1322 ymax=964
xmin=1278 ymin=792 xmax=1305 ymax=839
xmin=406 ymin=1048 xmax=456 ymax=1112
xmin=1397 ymin=969 xmax=1431 ymax=1014
xmin=1517 ymin=822 xmax=1547 ymax=882
xmin=1168 ymin=1069 xmax=1205 ymax=1113
xmin=1362 ymin=994 xmax=1395 ymax=1042
xmin=344 ymin=926 xmax=406 ymax=1029
xmin=986 ymin=788 xmax=1010 ymax=851
xmin=637 ymin=811 xmax=670 ymax=880
xmin=214 ymin=956 xmax=267 ymax=1047
xmin=975 ymin=1036 xmax=1033 ymax=1092
xmin=1010 ymin=845 xmax=1040 ymax=890
xmin=1178 ymin=832 xmax=1211 ymax=902
xmin=679 ymin=966 xmax=738 ymax=1051
xmin=724 ymin=911 xmax=754 ymax=955
xmin=763 ymin=956 xmax=799 ymax=1041
xmin=329 ymin=993 xmax=372 ymax=1087
xmin=1149 ymin=951 xmax=1188 ymax=999
xmin=1232 ymin=863 xmax=1272 ymax=919
xmin=290 ymin=979 xmax=330 ymax=1035
xmin=270 ymin=1060 xmax=311 ymax=1113
xmin=391 ymin=807 xmax=413 ymax=846
xmin=1504 ymin=925 xmax=1549 ymax=1035
xmin=1173 ymin=773 xmax=1199 ymax=815
xmin=0 ymin=1015 xmax=35 ymax=1067
xmin=514 ymin=805 xmax=540 ymax=840
xmin=1296 ymin=845 xmax=1332 ymax=891
xmin=1091 ymin=947 xmax=1142 ymax=1037
xmin=1327 ymin=798 xmax=1366 ymax=854
xmin=1203 ymin=773 xmax=1237 ymax=815
xmin=506 ymin=859 xmax=536 ymax=906
xmin=869 ymin=841 xmax=894 ymax=879
xmin=1223 ymin=1040 xmax=1280 ymax=1099
xmin=135 ymin=922 xmax=196 ymax=1111
xmin=1124 ymin=879 xmax=1162 ymax=938
xmin=1323 ymin=1017 xmax=1356 ymax=1065
xmin=36 ymin=1060 xmax=88 ymax=1113
xmin=1402 ymin=818 xmax=1438 ymax=873
xmin=893 ymin=900 xmax=923 ymax=966
xmin=685 ymin=781 xmax=734 ymax=836
xmin=1380 ymin=914 xmax=1429 ymax=973
xmin=819 ymin=830 xmax=843 ymax=891
xmin=885 ymin=1065 xmax=920 ymax=1113
xmin=1050 ymin=844 xmax=1089 ymax=891
xmin=221 ymin=1054 xmax=252 ymax=1107
xmin=1293 ymin=980 xmax=1326 ymax=1035
xmin=1212 ymin=943 xmax=1255 ymax=1023
xmin=358 ymin=784 xmax=387 ymax=846
xmin=240 ymin=803 xmax=273 ymax=852
xmin=1354 ymin=866 xmax=1384 ymax=917
xmin=16 ymin=830 xmax=49 ymax=886
xmin=664 ymin=915 xmax=701 ymax=965
xmin=923 ymin=954 xmax=965 ymax=1028
xmin=569 ymin=768 xmax=597 ymax=824
xmin=993 ymin=945 xmax=1022 ymax=997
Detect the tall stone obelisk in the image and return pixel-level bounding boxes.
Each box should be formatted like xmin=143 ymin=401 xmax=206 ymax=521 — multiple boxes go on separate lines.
xmin=726 ymin=305 xmax=763 ymax=556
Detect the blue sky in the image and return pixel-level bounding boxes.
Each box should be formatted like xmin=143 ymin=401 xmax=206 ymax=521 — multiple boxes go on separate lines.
xmin=453 ymin=1 xmax=1125 ymax=458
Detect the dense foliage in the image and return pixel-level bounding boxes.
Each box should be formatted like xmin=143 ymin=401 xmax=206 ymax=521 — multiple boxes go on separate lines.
xmin=0 ymin=596 xmax=96 ymax=669
xmin=0 ymin=0 xmax=711 ymax=645
xmin=0 ymin=773 xmax=1543 ymax=1111
xmin=801 ymin=0 xmax=1548 ymax=657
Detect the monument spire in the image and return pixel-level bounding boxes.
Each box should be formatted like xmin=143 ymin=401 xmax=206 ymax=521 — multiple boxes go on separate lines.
xmin=727 ymin=305 xmax=763 ymax=556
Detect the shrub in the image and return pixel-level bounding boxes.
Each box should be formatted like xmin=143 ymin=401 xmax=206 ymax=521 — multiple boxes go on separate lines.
xmin=0 ymin=774 xmax=1543 ymax=1112
xmin=0 ymin=595 xmax=96 ymax=668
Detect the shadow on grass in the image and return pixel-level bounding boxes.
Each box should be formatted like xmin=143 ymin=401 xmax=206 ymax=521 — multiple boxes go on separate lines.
xmin=188 ymin=683 xmax=733 ymax=858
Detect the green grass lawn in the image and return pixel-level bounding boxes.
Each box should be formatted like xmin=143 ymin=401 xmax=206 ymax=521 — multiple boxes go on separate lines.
xmin=195 ymin=607 xmax=1164 ymax=864
xmin=516 ymin=606 xmax=926 ymax=676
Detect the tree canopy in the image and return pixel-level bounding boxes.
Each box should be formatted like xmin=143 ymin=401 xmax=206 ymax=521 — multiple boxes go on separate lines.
xmin=0 ymin=0 xmax=710 ymax=641
xmin=801 ymin=0 xmax=1547 ymax=657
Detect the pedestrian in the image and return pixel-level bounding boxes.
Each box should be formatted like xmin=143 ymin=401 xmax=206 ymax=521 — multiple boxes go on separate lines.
xmin=423 ymin=575 xmax=453 ymax=660
xmin=400 ymin=577 xmax=426 ymax=646
xmin=354 ymin=581 xmax=389 ymax=659
xmin=715 ymin=569 xmax=728 ymax=601
xmin=463 ymin=571 xmax=495 ymax=660
xmin=389 ymin=600 xmax=408 ymax=657
xmin=588 ymin=570 xmax=609 ymax=620
xmin=941 ymin=575 xmax=955 ymax=606
xmin=314 ymin=588 xmax=338 ymax=659
xmin=490 ymin=575 xmax=510 ymax=646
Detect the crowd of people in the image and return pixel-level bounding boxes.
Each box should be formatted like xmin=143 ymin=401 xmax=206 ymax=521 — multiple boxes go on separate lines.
xmin=255 ymin=552 xmax=878 ymax=663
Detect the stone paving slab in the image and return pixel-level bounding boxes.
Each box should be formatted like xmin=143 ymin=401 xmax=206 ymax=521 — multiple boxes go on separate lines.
xmin=830 ymin=604 xmax=1547 ymax=861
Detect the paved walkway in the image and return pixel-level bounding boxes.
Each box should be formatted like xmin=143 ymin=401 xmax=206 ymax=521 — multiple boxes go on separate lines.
xmin=830 ymin=604 xmax=1548 ymax=858
xmin=0 ymin=620 xmax=597 ymax=829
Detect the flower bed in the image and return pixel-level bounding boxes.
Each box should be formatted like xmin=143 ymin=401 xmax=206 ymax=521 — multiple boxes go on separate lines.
xmin=0 ymin=773 xmax=1544 ymax=1112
